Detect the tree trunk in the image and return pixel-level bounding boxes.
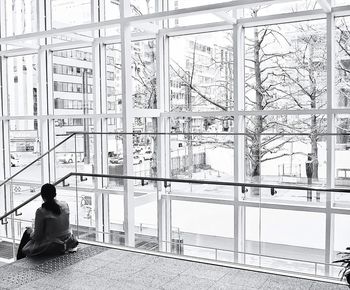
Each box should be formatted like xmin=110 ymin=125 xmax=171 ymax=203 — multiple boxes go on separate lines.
xmin=251 ymin=27 xmax=263 ymax=195
xmin=309 ymin=40 xmax=319 ymax=180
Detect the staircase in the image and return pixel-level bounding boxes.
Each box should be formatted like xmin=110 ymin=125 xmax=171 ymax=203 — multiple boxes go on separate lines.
xmin=0 ymin=243 xmax=347 ymax=290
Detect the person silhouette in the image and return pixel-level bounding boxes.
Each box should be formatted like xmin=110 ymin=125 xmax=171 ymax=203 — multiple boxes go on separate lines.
xmin=17 ymin=183 xmax=78 ymax=260
xmin=305 ymin=153 xmax=313 ymax=201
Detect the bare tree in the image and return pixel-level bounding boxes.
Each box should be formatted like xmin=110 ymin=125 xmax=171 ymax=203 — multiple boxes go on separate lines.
xmin=244 ymin=9 xmax=301 ymax=187
xmin=335 ymin=18 xmax=350 ymax=144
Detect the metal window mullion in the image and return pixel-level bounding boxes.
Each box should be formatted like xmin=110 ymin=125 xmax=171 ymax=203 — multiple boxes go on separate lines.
xmin=38 ymin=48 xmax=51 ymax=183
xmin=1 ymin=4 xmax=350 ymax=47
xmin=121 ymin=0 xmax=135 ymax=247
xmin=325 ymin=12 xmax=335 ymax=275
xmin=0 ymin=54 xmax=12 ymax=243
xmin=93 ymin=40 xmax=110 ymax=243
xmin=35 ymin=0 xmax=51 ymax=183
xmin=0 ymin=0 xmax=7 ymax=223
xmin=157 ymin=32 xmax=171 ymax=251
xmin=233 ymin=23 xmax=246 ymax=263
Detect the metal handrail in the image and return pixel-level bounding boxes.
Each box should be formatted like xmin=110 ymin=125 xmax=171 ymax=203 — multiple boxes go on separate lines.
xmin=65 ymin=131 xmax=350 ymax=136
xmin=65 ymin=172 xmax=350 ymax=193
xmin=0 ymin=133 xmax=76 ymax=188
xmin=0 ymin=174 xmax=71 ymax=222
xmin=2 ymin=171 xmax=350 ymax=222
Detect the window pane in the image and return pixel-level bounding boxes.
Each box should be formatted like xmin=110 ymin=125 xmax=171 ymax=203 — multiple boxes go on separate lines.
xmin=246 ymin=207 xmax=325 ymax=272
xmin=335 ymin=16 xmax=350 ymax=108
xmin=245 ymin=20 xmax=327 ymax=111
xmin=52 ymin=48 xmax=93 ymax=116
xmin=51 ymin=0 xmax=91 ymax=28
xmin=132 ymin=40 xmax=157 ymax=109
xmin=170 ymin=117 xmax=234 ymax=180
xmin=7 ymin=55 xmax=38 ymax=117
xmin=172 ymin=200 xmax=234 ymax=259
xmin=169 ymin=31 xmax=233 ymax=112
xmin=334 ymin=114 xmax=350 ymax=206
xmin=102 ymin=0 xmax=120 ymax=20
xmin=242 ymin=1 xmax=321 ymax=18
xmin=106 ymin=44 xmax=122 ymax=113
xmin=131 ymin=0 xmax=156 ymax=15
xmin=245 ymin=114 xmax=327 ymax=202
xmin=4 ymin=0 xmax=37 ymax=36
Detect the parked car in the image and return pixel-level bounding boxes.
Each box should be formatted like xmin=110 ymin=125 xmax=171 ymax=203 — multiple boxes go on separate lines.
xmin=58 ymin=153 xmax=75 ymax=164
xmin=10 ymin=153 xmax=20 ymax=167
xmin=109 ymin=155 xmax=122 ymax=164
xmin=109 ymin=155 xmax=142 ymax=165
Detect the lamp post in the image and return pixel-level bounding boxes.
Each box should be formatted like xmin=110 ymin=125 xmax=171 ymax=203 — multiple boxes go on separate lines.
xmin=82 ymin=67 xmax=90 ymax=164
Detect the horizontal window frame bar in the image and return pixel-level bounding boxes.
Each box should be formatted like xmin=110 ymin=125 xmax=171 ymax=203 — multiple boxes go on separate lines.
xmin=1 ymin=3 xmax=350 ymax=47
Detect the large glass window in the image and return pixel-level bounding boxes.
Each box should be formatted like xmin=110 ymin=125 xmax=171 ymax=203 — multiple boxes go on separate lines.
xmin=2 ymin=0 xmax=350 ymax=278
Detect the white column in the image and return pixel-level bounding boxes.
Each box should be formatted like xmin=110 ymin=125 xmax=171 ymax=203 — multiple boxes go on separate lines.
xmin=157 ymin=32 xmax=171 ymax=251
xmin=325 ymin=11 xmax=335 ymax=275
xmin=35 ymin=0 xmax=52 ymax=183
xmin=121 ymin=0 xmax=135 ymax=247
xmin=233 ymin=23 xmax=246 ymax=263
xmin=0 ymin=55 xmax=12 ymax=243
xmin=37 ymin=48 xmax=51 ymax=183
xmin=0 ymin=0 xmax=8 ymax=227
xmin=43 ymin=0 xmax=56 ymax=183
xmin=91 ymin=0 xmax=110 ymax=243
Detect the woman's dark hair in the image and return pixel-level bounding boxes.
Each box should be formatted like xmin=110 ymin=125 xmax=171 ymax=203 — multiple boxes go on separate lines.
xmin=41 ymin=183 xmax=61 ymax=215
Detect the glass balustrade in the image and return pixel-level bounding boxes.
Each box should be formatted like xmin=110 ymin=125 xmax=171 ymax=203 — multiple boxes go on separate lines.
xmin=0 ymin=132 xmax=349 ymax=282
xmin=0 ymin=171 xmax=347 ymax=280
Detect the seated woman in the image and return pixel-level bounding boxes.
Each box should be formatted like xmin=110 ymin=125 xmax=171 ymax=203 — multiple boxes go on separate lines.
xmin=17 ymin=183 xmax=78 ymax=260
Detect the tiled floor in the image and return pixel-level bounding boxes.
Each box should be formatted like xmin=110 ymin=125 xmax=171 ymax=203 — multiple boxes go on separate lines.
xmin=0 ymin=245 xmax=348 ymax=290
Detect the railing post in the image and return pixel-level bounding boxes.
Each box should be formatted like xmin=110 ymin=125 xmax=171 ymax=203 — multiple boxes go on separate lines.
xmin=9 ymin=182 xmax=16 ymax=260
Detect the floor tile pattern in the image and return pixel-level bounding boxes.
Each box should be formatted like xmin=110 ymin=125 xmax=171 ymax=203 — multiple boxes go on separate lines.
xmin=0 ymin=245 xmax=348 ymax=289
xmin=0 ymin=245 xmax=107 ymax=289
